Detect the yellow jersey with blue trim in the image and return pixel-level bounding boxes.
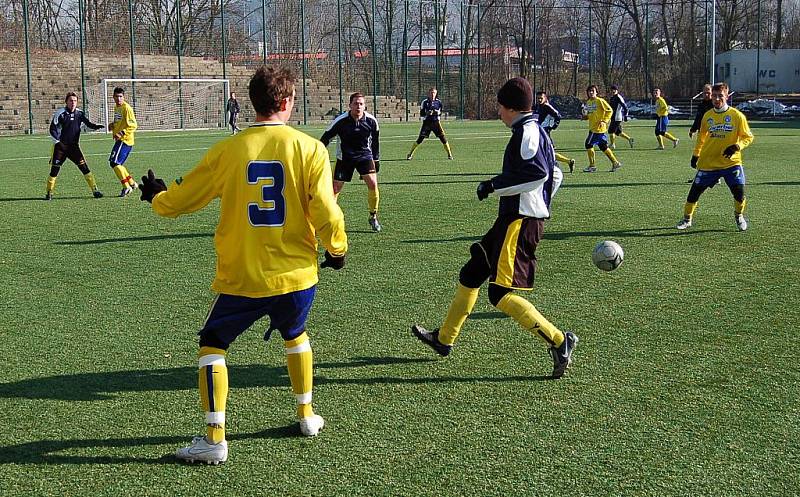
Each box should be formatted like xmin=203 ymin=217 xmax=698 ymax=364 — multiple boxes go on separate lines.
xmin=655 ymin=97 xmax=669 ymax=117
xmin=111 ymin=102 xmax=137 ymax=146
xmin=693 ymin=106 xmax=753 ymax=171
xmin=151 ymin=122 xmax=348 ymax=298
xmin=585 ymin=97 xmax=612 ymax=133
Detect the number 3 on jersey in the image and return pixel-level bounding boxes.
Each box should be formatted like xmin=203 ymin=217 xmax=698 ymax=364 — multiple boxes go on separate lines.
xmin=247 ymin=160 xmax=286 ymax=226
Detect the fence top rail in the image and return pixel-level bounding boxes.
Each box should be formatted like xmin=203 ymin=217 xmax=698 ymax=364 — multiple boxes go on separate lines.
xmin=102 ymin=78 xmax=230 ymax=84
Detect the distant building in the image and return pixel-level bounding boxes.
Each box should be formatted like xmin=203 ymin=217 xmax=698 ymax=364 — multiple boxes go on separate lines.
xmin=715 ymin=49 xmax=800 ymax=93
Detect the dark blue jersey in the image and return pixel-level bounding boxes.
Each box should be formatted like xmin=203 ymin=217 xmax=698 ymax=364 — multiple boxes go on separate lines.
xmin=691 ymin=99 xmax=714 ymax=133
xmin=533 ymin=102 xmax=561 ymax=131
xmin=490 ymin=113 xmax=557 ymax=219
xmin=49 ymin=107 xmax=102 ymax=144
xmin=420 ymin=98 xmax=443 ymax=121
xmin=609 ymin=94 xmax=629 ymax=122
xmin=226 ymin=98 xmax=240 ymax=115
xmin=320 ymin=111 xmax=380 ymax=161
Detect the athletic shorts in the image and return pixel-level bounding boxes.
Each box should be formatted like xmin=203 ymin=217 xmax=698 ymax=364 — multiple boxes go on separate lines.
xmin=585 ymin=132 xmax=609 ymax=149
xmin=693 ymin=165 xmax=746 ymax=188
xmin=334 ymin=158 xmax=376 ymax=182
xmin=608 ymin=120 xmax=623 ymax=136
xmin=198 ymin=286 xmax=317 ymax=349
xmin=109 ymin=140 xmax=133 ymax=165
xmin=418 ymin=120 xmax=446 ymax=142
xmin=478 ymin=215 xmax=544 ymax=290
xmin=655 ymin=116 xmax=669 ymax=134
xmin=50 ymin=142 xmax=86 ymax=166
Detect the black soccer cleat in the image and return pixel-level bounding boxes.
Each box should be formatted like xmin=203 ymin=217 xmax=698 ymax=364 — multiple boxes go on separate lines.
xmin=92 ymin=190 xmax=104 ymax=199
xmin=411 ymin=324 xmax=452 ymax=357
xmin=44 ymin=192 xmax=53 ymax=200
xmin=549 ymin=331 xmax=578 ymax=379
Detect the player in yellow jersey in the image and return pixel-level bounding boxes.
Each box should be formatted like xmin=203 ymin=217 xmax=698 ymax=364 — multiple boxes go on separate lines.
xmin=139 ymin=66 xmax=348 ymax=464
xmin=582 ymin=85 xmax=622 ymax=172
xmin=108 ymin=87 xmax=139 ymax=197
xmin=653 ymin=87 xmax=679 ymax=149
xmin=677 ymin=82 xmax=753 ymax=231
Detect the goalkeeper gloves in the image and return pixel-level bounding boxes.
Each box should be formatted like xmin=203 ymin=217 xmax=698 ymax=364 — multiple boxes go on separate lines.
xmin=690 ymin=156 xmax=699 ymax=169
xmin=476 ymin=180 xmax=494 ymax=201
xmin=140 ymin=169 xmax=168 ymax=203
xmin=722 ymin=144 xmax=740 ymax=159
xmin=320 ymin=251 xmax=345 ymax=270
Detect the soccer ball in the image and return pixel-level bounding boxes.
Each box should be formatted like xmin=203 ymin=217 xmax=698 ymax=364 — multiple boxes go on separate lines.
xmin=592 ymin=240 xmax=624 ymax=271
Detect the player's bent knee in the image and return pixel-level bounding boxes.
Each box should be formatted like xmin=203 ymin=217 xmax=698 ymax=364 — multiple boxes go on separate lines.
xmin=730 ymin=184 xmax=745 ymax=202
xmin=487 ymin=284 xmax=512 ymax=307
xmin=598 ymin=143 xmax=608 ymax=152
xmin=49 ymin=165 xmax=61 ymax=177
xmin=687 ymin=183 xmax=707 ymax=203
xmin=458 ymin=243 xmax=490 ymax=288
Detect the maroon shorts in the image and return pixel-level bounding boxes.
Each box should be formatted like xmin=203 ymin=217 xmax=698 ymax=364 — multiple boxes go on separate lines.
xmin=478 ymin=215 xmax=544 ymax=290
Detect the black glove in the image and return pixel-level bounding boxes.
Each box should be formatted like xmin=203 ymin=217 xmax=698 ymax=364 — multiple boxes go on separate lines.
xmin=722 ymin=144 xmax=740 ymax=159
xmin=320 ymin=251 xmax=345 ymax=270
xmin=690 ymin=156 xmax=699 ymax=169
xmin=140 ymin=169 xmax=168 ymax=203
xmin=476 ymin=180 xmax=494 ymax=201
xmin=373 ymin=160 xmax=380 ymax=173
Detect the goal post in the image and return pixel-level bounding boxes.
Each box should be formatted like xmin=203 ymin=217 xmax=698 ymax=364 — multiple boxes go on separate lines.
xmin=84 ymin=78 xmax=230 ymax=132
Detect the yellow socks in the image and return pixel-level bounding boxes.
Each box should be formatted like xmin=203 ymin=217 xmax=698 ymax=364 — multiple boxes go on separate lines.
xmin=443 ymin=142 xmax=452 ymax=157
xmin=112 ymin=164 xmax=135 ymax=187
xmin=84 ymin=172 xmax=98 ymax=191
xmin=587 ymin=149 xmax=596 ymax=166
xmin=438 ymin=284 xmax=480 ymax=346
xmin=285 ymin=332 xmax=314 ymax=419
xmin=198 ymin=346 xmax=228 ymax=444
xmin=495 ymin=292 xmax=565 ymax=348
xmin=620 ymin=132 xmax=632 ymax=141
xmin=665 ymin=132 xmax=678 ymax=142
xmin=367 ymin=187 xmax=380 ymax=216
xmin=408 ymin=142 xmax=419 ymax=157
xmin=609 ymin=135 xmax=616 ymax=147
xmin=657 ymin=135 xmax=665 ymax=148
xmin=735 ymin=198 xmax=747 ymax=215
xmin=555 ymin=153 xmax=571 ymax=164
xmin=683 ymin=201 xmax=698 ymax=220
xmin=46 ymin=176 xmax=56 ymax=194
xmin=603 ymin=148 xmax=619 ymax=164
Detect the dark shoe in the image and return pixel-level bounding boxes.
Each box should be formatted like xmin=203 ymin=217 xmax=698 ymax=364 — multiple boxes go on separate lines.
xmin=44 ymin=192 xmax=53 ymax=200
xmin=93 ymin=190 xmax=104 ymax=198
xmin=369 ymin=214 xmax=382 ymax=232
xmin=550 ymin=331 xmax=578 ymax=379
xmin=411 ymin=324 xmax=452 ymax=357
xmin=568 ymin=159 xmax=575 ymax=173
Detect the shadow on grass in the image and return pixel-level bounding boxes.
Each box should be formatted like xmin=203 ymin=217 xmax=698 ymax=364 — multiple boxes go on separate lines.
xmin=0 ymin=195 xmax=88 ymax=202
xmin=0 ymin=426 xmax=299 ymax=465
xmin=402 ymin=227 xmax=727 ymax=244
xmin=55 ymin=233 xmax=214 ymax=245
xmin=755 ymin=180 xmax=800 ymax=186
xmin=414 ymin=172 xmax=489 ymax=177
xmin=401 ymin=235 xmax=479 ymax=244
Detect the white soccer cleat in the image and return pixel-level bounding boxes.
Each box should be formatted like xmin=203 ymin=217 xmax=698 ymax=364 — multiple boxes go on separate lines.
xmin=676 ymin=218 xmax=693 ymax=230
xmin=300 ymin=414 xmax=325 ymax=436
xmin=611 ymin=162 xmax=622 ymax=172
xmin=175 ymin=436 xmax=228 ymax=465
xmin=582 ymin=166 xmax=597 ymax=173
xmin=119 ymin=186 xmax=134 ymax=197
xmin=673 ymin=138 xmax=680 ymax=148
xmin=735 ymin=214 xmax=748 ymax=231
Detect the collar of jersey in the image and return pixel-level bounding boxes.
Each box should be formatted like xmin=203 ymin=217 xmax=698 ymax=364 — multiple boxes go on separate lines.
xmin=251 ymin=122 xmax=286 ymax=127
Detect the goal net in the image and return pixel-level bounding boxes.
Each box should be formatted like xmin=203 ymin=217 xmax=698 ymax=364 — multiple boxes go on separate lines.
xmin=84 ymin=78 xmax=230 ymax=132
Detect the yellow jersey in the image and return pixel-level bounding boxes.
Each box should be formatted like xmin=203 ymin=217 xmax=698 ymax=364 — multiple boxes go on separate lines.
xmin=655 ymin=97 xmax=669 ymax=117
xmin=111 ymin=102 xmax=137 ymax=146
xmin=152 ymin=122 xmax=348 ymax=298
xmin=693 ymin=106 xmax=754 ymax=170
xmin=585 ymin=97 xmax=612 ymax=133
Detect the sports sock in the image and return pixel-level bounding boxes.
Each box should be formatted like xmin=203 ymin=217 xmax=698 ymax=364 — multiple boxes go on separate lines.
xmin=443 ymin=142 xmax=452 ymax=157
xmin=495 ymin=293 xmax=564 ymax=348
xmin=285 ymin=332 xmax=314 ymax=419
xmin=438 ymin=284 xmax=479 ymax=346
xmin=734 ymin=198 xmax=747 ymax=215
xmin=83 ymin=172 xmax=98 ymax=191
xmin=683 ymin=201 xmax=698 ymax=219
xmin=603 ymin=148 xmax=619 ymax=164
xmin=657 ymin=135 xmax=664 ymax=148
xmin=368 ymin=187 xmax=379 ymax=215
xmin=620 ymin=132 xmax=632 ymax=141
xmin=665 ymin=132 xmax=678 ymax=142
xmin=587 ymin=149 xmax=596 ymax=166
xmin=46 ymin=176 xmax=57 ymax=194
xmin=112 ymin=164 xmax=133 ymax=186
xmin=198 ymin=346 xmax=228 ymax=444
xmin=555 ymin=153 xmax=571 ymax=164
xmin=408 ymin=143 xmax=419 ymax=157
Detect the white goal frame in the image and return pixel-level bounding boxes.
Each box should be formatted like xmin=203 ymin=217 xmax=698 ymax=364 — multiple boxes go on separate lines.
xmin=90 ymin=78 xmax=230 ymax=133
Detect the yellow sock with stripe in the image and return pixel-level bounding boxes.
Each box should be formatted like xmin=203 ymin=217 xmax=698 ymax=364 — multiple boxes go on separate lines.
xmin=683 ymin=201 xmax=698 ymax=219
xmin=368 ymin=187 xmax=380 ymax=216
xmin=83 ymin=172 xmax=98 ymax=191
xmin=112 ymin=165 xmax=133 ymax=186
xmin=555 ymin=153 xmax=571 ymax=164
xmin=408 ymin=142 xmax=419 ymax=157
xmin=495 ymin=293 xmax=565 ymax=348
xmin=587 ymin=149 xmax=596 ymax=166
xmin=443 ymin=142 xmax=452 ymax=157
xmin=198 ymin=346 xmax=228 ymax=444
xmin=665 ymin=132 xmax=678 ymax=142
xmin=285 ymin=332 xmax=314 ymax=419
xmin=734 ymin=198 xmax=747 ymax=215
xmin=46 ymin=176 xmax=57 ymax=194
xmin=438 ymin=284 xmax=480 ymax=346
xmin=603 ymin=148 xmax=619 ymax=164
xmin=657 ymin=135 xmax=664 ymax=148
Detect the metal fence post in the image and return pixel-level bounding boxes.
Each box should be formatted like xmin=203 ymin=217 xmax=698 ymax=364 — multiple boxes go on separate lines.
xmin=477 ymin=0 xmax=481 ymax=119
xmin=403 ymin=0 xmax=409 ymax=121
xmin=128 ymin=0 xmax=137 ymax=106
xmin=78 ymin=0 xmax=87 ymax=108
xmin=261 ymin=0 xmax=268 ymax=66
xmin=221 ymin=0 xmax=227 ymax=81
xmin=372 ymin=0 xmax=378 ymax=113
xmin=337 ymin=0 xmax=344 ymax=113
xmin=300 ymin=0 xmax=308 ymax=125
xmin=459 ymin=0 xmax=464 ymax=119
xmin=23 ymin=0 xmax=34 ymax=134
xmin=176 ymin=0 xmax=184 ymax=128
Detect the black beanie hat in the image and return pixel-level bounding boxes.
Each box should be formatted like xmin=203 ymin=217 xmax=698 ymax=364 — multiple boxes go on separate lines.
xmin=497 ymin=77 xmax=533 ymax=111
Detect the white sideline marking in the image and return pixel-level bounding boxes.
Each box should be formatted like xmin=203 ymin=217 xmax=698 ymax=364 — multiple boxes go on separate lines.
xmin=0 ymin=147 xmax=211 ymax=162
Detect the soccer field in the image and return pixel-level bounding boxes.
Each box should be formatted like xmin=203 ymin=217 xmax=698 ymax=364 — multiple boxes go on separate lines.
xmin=1 ymin=119 xmax=799 ymax=496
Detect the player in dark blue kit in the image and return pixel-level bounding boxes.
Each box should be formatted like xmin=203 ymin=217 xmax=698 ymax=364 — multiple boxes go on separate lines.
xmin=534 ymin=90 xmax=575 ymax=172
xmin=406 ymin=87 xmax=453 ymax=160
xmin=607 ymin=85 xmax=634 ymax=150
xmin=411 ymin=78 xmax=578 ymax=379
xmin=321 ymin=92 xmax=382 ymax=232
xmin=45 ymin=92 xmax=104 ymax=200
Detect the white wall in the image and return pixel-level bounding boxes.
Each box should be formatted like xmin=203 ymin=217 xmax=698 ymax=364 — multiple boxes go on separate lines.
xmin=715 ymin=49 xmax=800 ymax=93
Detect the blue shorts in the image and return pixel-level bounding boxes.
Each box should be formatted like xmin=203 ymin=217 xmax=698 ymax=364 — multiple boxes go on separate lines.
xmin=693 ymin=165 xmax=746 ymax=188
xmin=109 ymin=141 xmax=133 ymax=165
xmin=198 ymin=286 xmax=317 ymax=349
xmin=585 ymin=132 xmax=608 ymax=149
xmin=655 ymin=116 xmax=669 ymax=135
